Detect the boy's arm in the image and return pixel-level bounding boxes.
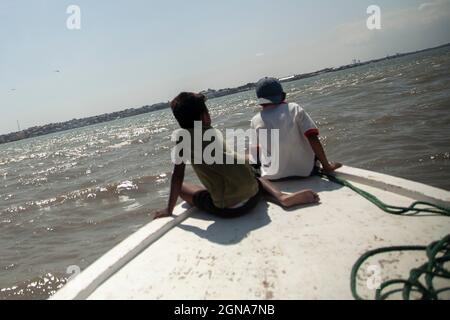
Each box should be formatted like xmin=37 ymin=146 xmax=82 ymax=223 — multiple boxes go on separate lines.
xmin=154 ymin=163 xmax=185 ymax=219
xmin=307 ymin=135 xmax=342 ymax=173
xmin=295 ymin=105 xmax=342 ymax=173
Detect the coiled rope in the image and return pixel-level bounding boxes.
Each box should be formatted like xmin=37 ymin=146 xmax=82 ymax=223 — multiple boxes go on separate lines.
xmin=318 ymin=172 xmax=450 ymax=300
xmin=350 ymin=235 xmax=450 ymax=300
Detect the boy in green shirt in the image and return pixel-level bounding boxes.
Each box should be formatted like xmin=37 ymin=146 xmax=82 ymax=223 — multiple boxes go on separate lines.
xmin=154 ymin=92 xmax=319 ymax=219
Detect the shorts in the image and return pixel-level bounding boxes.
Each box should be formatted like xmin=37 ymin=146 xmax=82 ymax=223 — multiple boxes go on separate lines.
xmin=192 ymin=180 xmax=262 ymax=219
xmin=309 ymin=157 xmax=321 ymax=177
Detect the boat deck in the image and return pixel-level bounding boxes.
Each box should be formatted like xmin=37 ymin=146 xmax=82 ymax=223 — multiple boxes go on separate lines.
xmin=51 ymin=166 xmax=450 ymax=300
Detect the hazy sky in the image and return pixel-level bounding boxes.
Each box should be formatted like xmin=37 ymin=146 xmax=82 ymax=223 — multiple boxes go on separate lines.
xmin=1 ymin=0 xmax=450 ymax=134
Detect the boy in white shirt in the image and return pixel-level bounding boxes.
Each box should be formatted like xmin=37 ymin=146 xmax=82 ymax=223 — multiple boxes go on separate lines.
xmin=251 ymin=77 xmax=341 ymax=180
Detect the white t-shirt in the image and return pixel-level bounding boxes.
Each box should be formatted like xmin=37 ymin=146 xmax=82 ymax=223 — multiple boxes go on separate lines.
xmin=250 ymin=102 xmax=319 ymax=180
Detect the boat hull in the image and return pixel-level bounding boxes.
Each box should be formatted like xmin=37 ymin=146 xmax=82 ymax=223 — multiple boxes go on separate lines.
xmin=51 ymin=166 xmax=450 ymax=300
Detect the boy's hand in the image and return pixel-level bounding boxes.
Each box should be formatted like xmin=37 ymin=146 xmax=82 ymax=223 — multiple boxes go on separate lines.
xmin=323 ymin=162 xmax=342 ymax=173
xmin=153 ymin=208 xmax=172 ymax=220
xmin=307 ymin=136 xmax=342 ymax=174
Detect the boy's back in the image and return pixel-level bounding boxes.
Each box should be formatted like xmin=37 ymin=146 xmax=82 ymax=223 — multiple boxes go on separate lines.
xmin=188 ymin=127 xmax=259 ymax=209
xmin=251 ymin=102 xmax=318 ymax=180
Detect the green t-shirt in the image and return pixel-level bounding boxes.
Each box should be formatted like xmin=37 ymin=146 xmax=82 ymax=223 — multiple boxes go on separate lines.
xmin=186 ymin=127 xmax=259 ymax=209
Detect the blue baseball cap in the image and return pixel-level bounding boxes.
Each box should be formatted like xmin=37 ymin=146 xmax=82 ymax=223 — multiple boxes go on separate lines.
xmin=256 ymin=77 xmax=285 ymax=104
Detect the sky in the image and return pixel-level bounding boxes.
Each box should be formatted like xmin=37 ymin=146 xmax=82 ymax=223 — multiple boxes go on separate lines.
xmin=1 ymin=0 xmax=450 ymax=134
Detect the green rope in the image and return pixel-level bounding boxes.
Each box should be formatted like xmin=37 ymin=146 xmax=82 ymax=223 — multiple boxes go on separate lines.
xmin=318 ymin=172 xmax=450 ymax=299
xmin=319 ymin=172 xmax=450 ymax=216
xmin=351 ymin=234 xmax=450 ymax=300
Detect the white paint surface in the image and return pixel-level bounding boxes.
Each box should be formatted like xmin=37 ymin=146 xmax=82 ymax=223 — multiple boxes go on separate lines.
xmin=51 ymin=166 xmax=450 ymax=300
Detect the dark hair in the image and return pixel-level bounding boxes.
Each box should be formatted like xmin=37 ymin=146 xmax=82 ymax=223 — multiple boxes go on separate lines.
xmin=170 ymin=92 xmax=207 ymax=129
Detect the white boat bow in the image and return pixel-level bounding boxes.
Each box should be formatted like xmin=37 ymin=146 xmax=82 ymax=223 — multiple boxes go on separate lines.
xmin=50 ymin=166 xmax=450 ymax=300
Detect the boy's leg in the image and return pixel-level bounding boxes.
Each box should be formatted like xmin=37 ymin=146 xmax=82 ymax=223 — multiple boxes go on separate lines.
xmin=180 ymin=182 xmax=206 ymax=206
xmin=257 ymin=177 xmax=320 ymax=208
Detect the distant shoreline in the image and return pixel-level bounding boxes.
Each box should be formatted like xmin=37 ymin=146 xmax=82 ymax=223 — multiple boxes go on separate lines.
xmin=1 ymin=42 xmax=449 ymax=146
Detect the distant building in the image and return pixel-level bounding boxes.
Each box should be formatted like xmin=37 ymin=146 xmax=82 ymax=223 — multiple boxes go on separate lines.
xmin=279 ymin=75 xmax=295 ymax=82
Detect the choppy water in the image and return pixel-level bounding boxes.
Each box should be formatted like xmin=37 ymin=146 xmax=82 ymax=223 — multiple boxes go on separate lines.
xmin=1 ymin=46 xmax=450 ymax=299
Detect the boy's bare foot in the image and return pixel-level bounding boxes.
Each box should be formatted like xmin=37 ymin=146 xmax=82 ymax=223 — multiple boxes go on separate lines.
xmin=280 ymin=190 xmax=320 ymax=208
